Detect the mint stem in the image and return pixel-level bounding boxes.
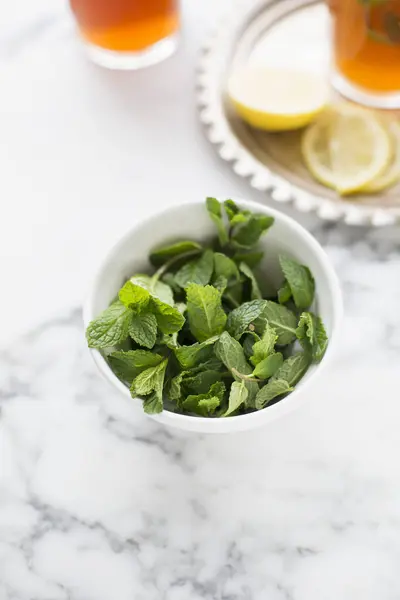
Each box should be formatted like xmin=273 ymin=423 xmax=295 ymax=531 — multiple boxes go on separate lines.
xmin=150 ymin=249 xmax=201 ymax=292
xmin=231 ymin=367 xmax=262 ymax=383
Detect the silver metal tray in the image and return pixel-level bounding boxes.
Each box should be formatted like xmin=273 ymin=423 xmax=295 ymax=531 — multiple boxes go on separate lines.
xmin=197 ymin=0 xmax=400 ymax=226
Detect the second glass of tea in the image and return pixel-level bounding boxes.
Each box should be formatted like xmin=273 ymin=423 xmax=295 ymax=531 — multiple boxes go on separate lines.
xmin=69 ymin=0 xmax=180 ymax=69
xmin=330 ymin=0 xmax=400 ymax=108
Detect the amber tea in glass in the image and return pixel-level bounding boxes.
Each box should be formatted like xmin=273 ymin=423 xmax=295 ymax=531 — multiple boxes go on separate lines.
xmin=330 ymin=0 xmax=400 ymax=108
xmin=69 ymin=0 xmax=180 ymax=70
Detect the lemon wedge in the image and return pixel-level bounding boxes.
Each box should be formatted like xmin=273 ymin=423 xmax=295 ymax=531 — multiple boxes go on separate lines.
xmin=302 ymin=104 xmax=392 ymax=195
xmin=227 ymin=68 xmax=328 ymax=131
xmin=362 ymin=121 xmax=400 ymax=193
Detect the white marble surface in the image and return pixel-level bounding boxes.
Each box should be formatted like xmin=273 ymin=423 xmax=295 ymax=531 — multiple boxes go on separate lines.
xmin=2 ymin=1 xmax=400 ymax=599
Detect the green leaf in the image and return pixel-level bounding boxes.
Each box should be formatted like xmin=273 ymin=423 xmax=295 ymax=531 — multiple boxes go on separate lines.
xmin=252 ymin=352 xmax=283 ymax=379
xmin=215 ymin=331 xmax=258 ymax=405
xmin=175 ymin=249 xmax=214 ymax=289
xmin=254 ymin=301 xmax=297 ymax=345
xmin=223 ymin=280 xmax=243 ymax=308
xmin=161 ymin=272 xmax=182 ymax=295
xmin=271 ymin=352 xmax=311 ymax=386
xmin=296 ymin=312 xmax=328 ymax=362
xmin=150 ymin=240 xmax=202 ymax=266
xmin=174 ymin=336 xmax=219 ymax=368
xmin=151 ymin=297 xmax=185 ymax=335
xmin=131 ymin=274 xmax=174 ymax=306
xmin=131 ymin=358 xmax=168 ymax=402
xmin=182 ymin=381 xmax=225 ymax=416
xmin=226 ymin=299 xmax=266 ymax=340
xmin=129 ymin=312 xmax=157 ymax=349
xmin=108 ymin=350 xmax=164 ymax=382
xmin=223 ymin=199 xmax=241 ymax=221
xmin=243 ymin=333 xmax=258 ymax=359
xmin=250 ymin=323 xmax=277 ymax=366
xmin=224 ymin=380 xmax=248 ymax=416
xmin=186 ymin=283 xmax=227 ymax=342
xmin=214 ymin=252 xmax=239 ymax=281
xmin=143 ymin=391 xmax=163 ymax=414
xmin=278 ymin=280 xmax=292 ymax=304
xmin=119 ymin=281 xmax=150 ymax=310
xmin=159 ymin=332 xmax=179 ymax=349
xmin=239 ymin=262 xmax=262 ymax=300
xmin=206 ymin=197 xmax=228 ymax=246
xmin=231 ymin=214 xmax=274 ymax=248
xmin=233 ymin=251 xmax=264 ymax=268
xmin=213 ymin=275 xmax=228 ymax=294
xmin=168 ymin=371 xmax=189 ymax=402
xmin=255 ymin=379 xmax=293 ymax=409
xmin=215 ymin=331 xmax=253 ymax=376
xmin=183 ymin=370 xmax=223 ymax=395
xmin=86 ymin=301 xmax=132 ymax=349
xmin=279 ymin=255 xmax=315 ymax=309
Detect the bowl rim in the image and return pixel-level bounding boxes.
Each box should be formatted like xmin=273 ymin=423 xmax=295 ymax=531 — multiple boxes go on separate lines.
xmin=83 ymin=198 xmax=343 ymax=429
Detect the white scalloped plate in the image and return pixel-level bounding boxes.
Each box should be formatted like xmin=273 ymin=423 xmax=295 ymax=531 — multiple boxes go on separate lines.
xmin=197 ymin=0 xmax=400 ymax=226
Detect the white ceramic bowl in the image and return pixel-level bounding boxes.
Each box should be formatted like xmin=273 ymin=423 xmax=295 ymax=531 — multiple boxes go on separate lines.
xmin=83 ymin=199 xmax=342 ymax=433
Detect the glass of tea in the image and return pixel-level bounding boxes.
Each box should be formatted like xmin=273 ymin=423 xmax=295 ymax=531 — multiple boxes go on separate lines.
xmin=329 ymin=0 xmax=400 ymax=108
xmin=69 ymin=0 xmax=180 ymax=70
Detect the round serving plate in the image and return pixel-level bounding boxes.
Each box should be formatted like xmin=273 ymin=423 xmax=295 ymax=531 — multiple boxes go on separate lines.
xmin=197 ymin=0 xmax=400 ymax=226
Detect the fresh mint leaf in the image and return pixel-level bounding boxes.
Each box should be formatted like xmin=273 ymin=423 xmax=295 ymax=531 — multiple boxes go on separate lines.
xmin=186 ymin=283 xmax=227 ymax=342
xmin=253 ymin=352 xmax=283 ymax=379
xmin=183 ymin=370 xmax=223 ymax=395
xmin=226 ymin=299 xmax=266 ymax=340
xmin=129 ymin=312 xmax=157 ymax=349
xmin=271 ymin=352 xmax=311 ymax=386
xmin=239 ymin=262 xmax=262 ymax=300
xmin=215 ymin=331 xmax=258 ymax=405
xmin=159 ymin=332 xmax=179 ymax=349
xmin=223 ymin=280 xmax=243 ymax=308
xmin=296 ymin=312 xmax=328 ymax=362
xmin=243 ymin=333 xmax=258 ymax=359
xmin=255 ymin=379 xmax=293 ymax=409
xmin=119 ymin=281 xmax=150 ymax=311
xmin=224 ymin=380 xmax=248 ymax=416
xmin=250 ymin=323 xmax=277 ymax=366
xmin=213 ymin=275 xmax=228 ymax=294
xmin=86 ymin=301 xmax=132 ymax=349
xmin=214 ymin=253 xmax=240 ymax=281
xmin=206 ymin=197 xmax=229 ymax=246
xmin=168 ymin=371 xmax=189 ymax=402
xmin=182 ymin=381 xmax=225 ymax=416
xmin=233 ymin=251 xmax=264 ymax=268
xmin=215 ymin=331 xmax=253 ymax=376
xmin=108 ymin=350 xmax=164 ymax=382
xmin=161 ymin=272 xmax=182 ymax=295
xmin=143 ymin=391 xmax=163 ymax=414
xmin=231 ymin=214 xmax=274 ymax=248
xmin=131 ymin=358 xmax=168 ymax=397
xmin=279 ymin=255 xmax=315 ymax=309
xmin=254 ymin=301 xmax=297 ymax=345
xmin=131 ymin=274 xmax=174 ymax=306
xmin=150 ymin=241 xmax=202 ymax=266
xmin=278 ymin=280 xmax=292 ymax=304
xmin=175 ymin=249 xmax=214 ymax=289
xmin=174 ymin=336 xmax=219 ymax=368
xmin=151 ymin=297 xmax=185 ymax=335
xmin=223 ymin=199 xmax=240 ymax=221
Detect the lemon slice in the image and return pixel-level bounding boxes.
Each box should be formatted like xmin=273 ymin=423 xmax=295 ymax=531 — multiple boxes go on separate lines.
xmin=227 ymin=68 xmax=328 ymax=131
xmin=362 ymin=121 xmax=400 ymax=193
xmin=302 ymin=104 xmax=392 ymax=195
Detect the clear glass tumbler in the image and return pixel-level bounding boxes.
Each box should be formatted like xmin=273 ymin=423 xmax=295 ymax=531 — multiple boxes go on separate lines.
xmin=329 ymin=0 xmax=400 ymax=108
xmin=69 ymin=0 xmax=180 ymax=70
